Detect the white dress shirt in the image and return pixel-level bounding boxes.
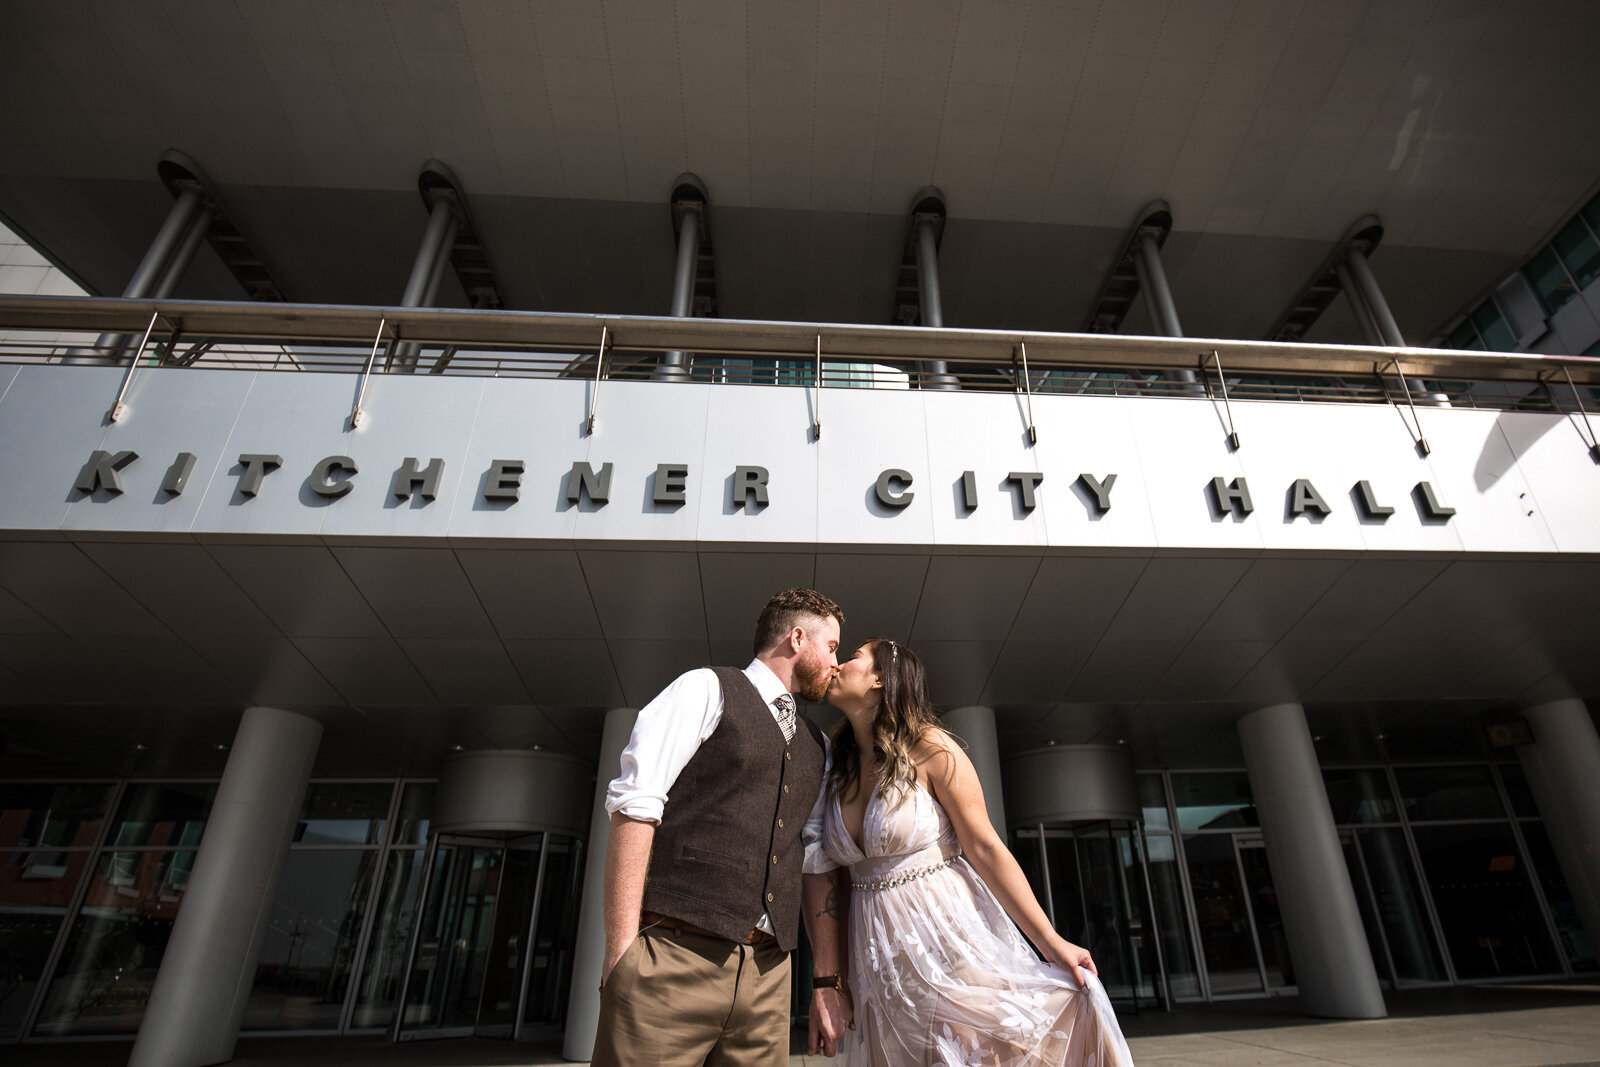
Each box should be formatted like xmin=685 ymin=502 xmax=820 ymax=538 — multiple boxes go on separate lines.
xmin=605 ymin=658 xmax=832 ymax=934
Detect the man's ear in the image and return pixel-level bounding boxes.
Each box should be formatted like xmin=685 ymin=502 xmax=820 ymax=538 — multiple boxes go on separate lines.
xmin=787 ymin=625 xmax=806 ymax=652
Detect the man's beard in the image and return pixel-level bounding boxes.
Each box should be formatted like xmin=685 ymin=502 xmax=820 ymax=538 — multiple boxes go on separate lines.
xmin=792 ymin=653 xmax=831 ymax=703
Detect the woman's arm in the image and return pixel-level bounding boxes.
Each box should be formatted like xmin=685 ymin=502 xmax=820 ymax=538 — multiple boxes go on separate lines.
xmin=920 ymin=730 xmax=1098 ymax=986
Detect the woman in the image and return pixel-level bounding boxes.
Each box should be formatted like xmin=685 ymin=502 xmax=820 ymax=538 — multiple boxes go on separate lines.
xmin=805 ymin=637 xmax=1134 ymax=1067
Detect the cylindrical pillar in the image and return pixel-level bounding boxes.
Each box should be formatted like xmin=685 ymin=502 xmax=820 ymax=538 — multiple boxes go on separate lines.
xmin=655 ymin=204 xmax=699 ymax=380
xmin=401 ymin=197 xmax=456 ymax=308
xmin=128 ymin=706 xmax=323 ymax=1067
xmin=1132 ymin=232 xmax=1200 ymax=390
xmin=65 ymin=188 xmax=206 ymax=364
xmin=390 ymin=201 xmax=459 ymax=372
xmin=123 ymin=187 xmax=205 ymax=299
xmin=1342 ymin=247 xmax=1403 ymax=348
xmin=1238 ymin=703 xmax=1385 ymax=1018
xmin=1336 ymin=259 xmax=1386 ymax=347
xmin=1135 ymin=232 xmax=1182 ymax=338
xmin=150 ymin=206 xmax=214 ymax=300
xmin=914 ymin=217 xmax=959 ymax=390
xmin=564 ymin=706 xmax=638 ymax=1062
xmin=1517 ymin=699 xmax=1600 ymax=961
xmin=944 ymin=706 xmax=1007 ymax=840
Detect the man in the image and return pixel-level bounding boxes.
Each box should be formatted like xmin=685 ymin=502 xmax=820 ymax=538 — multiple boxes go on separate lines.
xmin=594 ymin=588 xmax=854 ymax=1066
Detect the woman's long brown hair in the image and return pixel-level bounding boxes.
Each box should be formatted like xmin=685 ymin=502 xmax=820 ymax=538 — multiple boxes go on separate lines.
xmin=825 ymin=637 xmax=943 ymax=804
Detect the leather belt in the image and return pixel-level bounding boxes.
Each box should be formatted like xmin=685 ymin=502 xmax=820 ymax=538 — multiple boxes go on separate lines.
xmin=640 ymin=910 xmax=774 ymax=945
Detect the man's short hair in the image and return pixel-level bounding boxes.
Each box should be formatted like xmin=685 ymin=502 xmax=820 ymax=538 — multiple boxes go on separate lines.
xmin=753 ymin=588 xmax=845 ymax=656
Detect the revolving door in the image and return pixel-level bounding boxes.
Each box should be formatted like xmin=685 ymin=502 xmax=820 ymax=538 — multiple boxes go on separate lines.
xmin=1004 ymin=744 xmax=1165 ymax=1009
xmin=390 ymin=831 xmax=583 ymax=1041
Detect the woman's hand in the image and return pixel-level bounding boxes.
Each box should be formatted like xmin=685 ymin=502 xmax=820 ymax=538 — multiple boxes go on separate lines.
xmin=1044 ymin=937 xmax=1098 ymax=988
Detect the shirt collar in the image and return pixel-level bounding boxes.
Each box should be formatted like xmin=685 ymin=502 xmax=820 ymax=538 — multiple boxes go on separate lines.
xmin=743 ymin=658 xmax=791 ymax=706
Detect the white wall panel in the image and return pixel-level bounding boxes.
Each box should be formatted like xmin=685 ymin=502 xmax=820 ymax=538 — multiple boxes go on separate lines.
xmin=2 ymin=367 xmax=1593 ymax=557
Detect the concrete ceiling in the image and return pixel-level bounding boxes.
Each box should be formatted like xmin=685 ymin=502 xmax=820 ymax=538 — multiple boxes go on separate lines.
xmin=1 ymin=536 xmax=1596 ymax=777
xmin=1 ymin=0 xmax=1598 ymax=343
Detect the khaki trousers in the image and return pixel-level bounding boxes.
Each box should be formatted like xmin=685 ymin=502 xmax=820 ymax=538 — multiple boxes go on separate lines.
xmin=591 ymin=928 xmax=791 ymax=1067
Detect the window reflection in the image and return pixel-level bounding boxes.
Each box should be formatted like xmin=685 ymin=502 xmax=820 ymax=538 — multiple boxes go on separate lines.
xmin=0 ymin=850 xmax=92 ymax=1036
xmin=108 ymin=784 xmax=214 ymax=849
xmin=1170 ymin=773 xmax=1257 ymax=830
xmin=350 ymin=849 xmax=426 ymax=1029
xmin=1322 ymin=769 xmax=1398 ymax=824
xmin=244 ymin=851 xmax=379 ymax=1031
xmin=294 ymin=783 xmax=393 ymax=847
xmin=0 ymin=784 xmax=113 ymax=850
xmin=1395 ymin=766 xmax=1504 ymax=822
xmin=1411 ymin=822 xmax=1561 ymax=979
xmin=33 ymin=850 xmax=193 ymax=1035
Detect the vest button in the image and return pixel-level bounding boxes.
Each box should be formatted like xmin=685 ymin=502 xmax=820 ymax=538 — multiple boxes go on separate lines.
xmin=786 ymin=751 xmax=792 ymax=760
xmin=783 ymin=785 xmax=789 ymax=793
xmin=767 ymin=892 xmax=774 ymax=902
xmin=777 ymin=818 xmax=784 ymax=828
xmin=772 ymin=854 xmax=778 ymax=864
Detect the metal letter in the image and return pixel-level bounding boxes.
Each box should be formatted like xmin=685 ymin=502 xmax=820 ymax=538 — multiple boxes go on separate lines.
xmin=1414 ymin=481 xmax=1456 ymax=520
xmin=1289 ymin=478 xmax=1332 ymax=518
xmin=875 ymin=469 xmax=915 ymax=509
xmin=1078 ymin=472 xmax=1116 ymax=513
xmin=1210 ymin=476 xmax=1254 ymax=517
xmin=566 ymin=462 xmax=613 ymax=506
xmin=73 ymin=449 xmax=139 ymax=494
xmin=393 ymin=457 xmax=444 ymax=501
xmin=162 ymin=452 xmax=197 ymax=496
xmin=653 ymin=464 xmax=689 ymax=505
xmin=236 ymin=454 xmax=282 ymax=497
xmin=310 ymin=455 xmax=358 ymax=498
xmin=1006 ymin=471 xmax=1044 ymax=512
xmin=484 ymin=459 xmax=524 ymax=502
xmin=960 ymin=470 xmax=978 ymax=511
xmin=1354 ymin=480 xmax=1394 ymax=519
xmin=733 ymin=466 xmax=770 ymax=507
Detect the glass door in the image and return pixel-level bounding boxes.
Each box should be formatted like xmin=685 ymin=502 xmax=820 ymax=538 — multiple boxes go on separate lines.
xmin=394 ymin=836 xmax=514 ymax=1040
xmin=392 ymin=832 xmax=582 ymax=1042
xmin=1234 ymin=838 xmax=1292 ymax=990
xmin=1014 ymin=821 xmax=1161 ymax=1008
xmin=1180 ymin=833 xmax=1263 ymax=995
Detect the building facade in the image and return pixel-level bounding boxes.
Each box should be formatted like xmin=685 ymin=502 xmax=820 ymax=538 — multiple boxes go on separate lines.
xmin=1 ymin=1 xmax=1599 ymax=1063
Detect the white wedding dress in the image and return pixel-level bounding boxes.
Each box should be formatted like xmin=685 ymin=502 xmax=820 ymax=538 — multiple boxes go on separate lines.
xmin=807 ymin=777 xmax=1135 ymax=1067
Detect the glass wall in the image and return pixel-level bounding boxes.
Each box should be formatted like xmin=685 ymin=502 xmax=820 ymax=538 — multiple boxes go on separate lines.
xmin=4 ymin=777 xmax=442 ymax=1041
xmin=1133 ymin=762 xmax=1579 ymax=1004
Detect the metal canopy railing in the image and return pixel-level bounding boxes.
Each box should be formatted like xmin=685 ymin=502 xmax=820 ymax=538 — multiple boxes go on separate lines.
xmin=2 ymin=295 xmax=1598 ymax=405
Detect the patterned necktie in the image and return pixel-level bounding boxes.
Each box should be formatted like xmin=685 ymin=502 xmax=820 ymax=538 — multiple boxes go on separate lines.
xmin=773 ymin=694 xmax=797 ymax=742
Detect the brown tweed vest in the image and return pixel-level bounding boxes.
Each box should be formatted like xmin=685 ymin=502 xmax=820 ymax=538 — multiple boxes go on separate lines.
xmin=641 ymin=666 xmax=825 ymax=952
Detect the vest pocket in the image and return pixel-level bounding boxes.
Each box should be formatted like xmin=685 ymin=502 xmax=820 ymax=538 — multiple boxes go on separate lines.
xmin=680 ymin=843 xmax=743 ymax=870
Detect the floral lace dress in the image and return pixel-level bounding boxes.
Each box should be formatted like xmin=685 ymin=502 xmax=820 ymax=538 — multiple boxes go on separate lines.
xmin=805 ymin=778 xmax=1135 ymax=1067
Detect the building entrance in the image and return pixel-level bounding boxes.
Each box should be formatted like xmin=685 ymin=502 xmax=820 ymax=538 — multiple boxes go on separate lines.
xmin=1012 ymin=821 xmax=1162 ymax=1008
xmin=391 ymin=832 xmax=582 ymax=1041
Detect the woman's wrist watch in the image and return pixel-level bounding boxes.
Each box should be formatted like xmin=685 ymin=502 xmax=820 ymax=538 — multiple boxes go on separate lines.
xmin=812 ymin=973 xmax=842 ymax=989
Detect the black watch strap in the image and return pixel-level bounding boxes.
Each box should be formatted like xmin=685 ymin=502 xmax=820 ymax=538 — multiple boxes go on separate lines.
xmin=812 ymin=974 xmax=841 ymax=989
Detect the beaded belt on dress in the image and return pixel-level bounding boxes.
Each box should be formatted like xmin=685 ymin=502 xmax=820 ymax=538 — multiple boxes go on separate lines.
xmin=851 ymin=855 xmax=956 ymax=891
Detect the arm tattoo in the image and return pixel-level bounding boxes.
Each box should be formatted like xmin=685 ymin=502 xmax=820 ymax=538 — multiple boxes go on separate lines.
xmin=816 ymin=881 xmax=843 ymax=921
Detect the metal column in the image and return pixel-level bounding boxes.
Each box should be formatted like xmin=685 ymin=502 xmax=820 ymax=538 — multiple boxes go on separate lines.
xmin=1517 ymin=699 xmax=1600 ymax=965
xmin=1132 ymin=230 xmax=1199 ymax=389
xmin=944 ymin=706 xmax=1008 ymax=841
xmin=1238 ymin=703 xmax=1386 ymax=1019
xmin=655 ymin=175 xmax=705 ymax=381
xmin=390 ymin=197 xmax=459 ymax=371
xmin=1335 ymin=260 xmax=1386 ymax=347
xmin=1344 ymin=247 xmax=1449 ymax=404
xmin=915 ymin=217 xmax=959 ymax=390
xmin=64 ymin=188 xmax=206 ymax=364
xmin=563 ymin=706 xmax=639 ymax=1062
xmin=128 ymin=706 xmax=323 ymax=1067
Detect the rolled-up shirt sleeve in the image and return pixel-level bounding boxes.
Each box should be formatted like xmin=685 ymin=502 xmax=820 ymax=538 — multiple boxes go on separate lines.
xmin=802 ymin=733 xmax=840 ymax=874
xmin=604 ymin=667 xmax=723 ymax=824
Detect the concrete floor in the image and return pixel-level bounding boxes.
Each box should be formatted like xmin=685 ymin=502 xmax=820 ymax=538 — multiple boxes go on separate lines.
xmin=11 ymin=981 xmax=1600 ymax=1067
